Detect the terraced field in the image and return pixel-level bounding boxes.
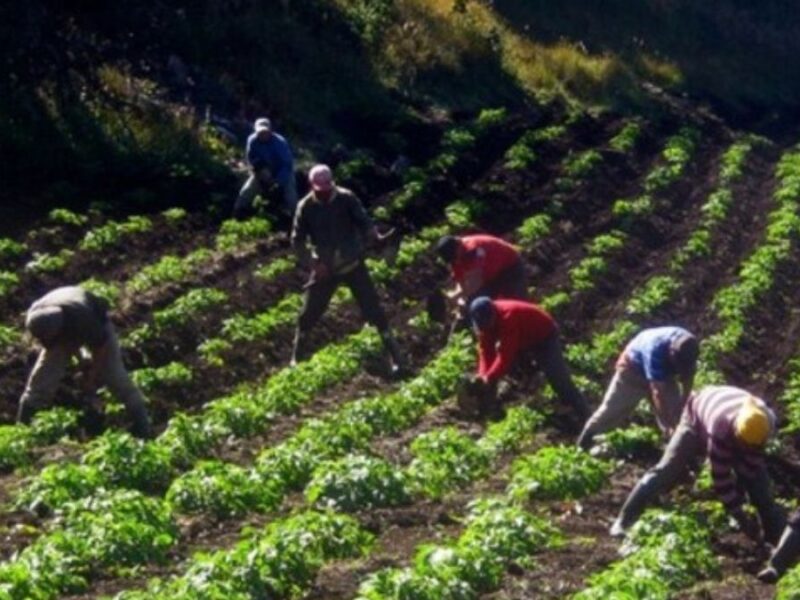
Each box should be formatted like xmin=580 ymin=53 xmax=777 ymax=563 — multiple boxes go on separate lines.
xmin=1 ymin=103 xmax=799 ymax=599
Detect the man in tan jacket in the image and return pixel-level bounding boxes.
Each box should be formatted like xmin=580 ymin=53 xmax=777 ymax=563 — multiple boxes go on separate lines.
xmin=17 ymin=286 xmax=152 ymax=438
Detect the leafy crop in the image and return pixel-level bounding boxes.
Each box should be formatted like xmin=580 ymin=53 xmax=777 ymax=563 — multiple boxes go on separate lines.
xmin=609 ymin=120 xmax=643 ymax=153
xmin=306 ymin=454 xmax=410 ymax=511
xmin=575 ymin=509 xmax=718 ymax=598
xmin=167 ymin=460 xmax=276 ymax=518
xmin=0 ymin=270 xmax=20 ymax=299
xmin=508 ymin=445 xmax=612 ymax=500
xmin=406 ymin=427 xmax=490 ymax=500
xmin=517 ymin=213 xmax=552 ymax=245
xmin=83 ymin=431 xmax=175 ymax=494
xmin=215 ymin=217 xmax=271 ymax=251
xmin=358 ymin=498 xmax=560 ymax=599
xmin=24 ymin=249 xmax=74 ymax=274
xmin=255 ymin=256 xmax=295 ymax=280
xmin=48 ymin=207 xmax=87 ymax=227
xmin=80 ymin=215 xmax=153 ymax=251
xmin=80 ymin=277 xmax=121 ymax=306
xmin=0 ymin=237 xmax=26 ymax=264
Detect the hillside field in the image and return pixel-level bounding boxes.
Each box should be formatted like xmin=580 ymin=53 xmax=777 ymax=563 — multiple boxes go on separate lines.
xmin=0 ymin=101 xmax=800 ymax=599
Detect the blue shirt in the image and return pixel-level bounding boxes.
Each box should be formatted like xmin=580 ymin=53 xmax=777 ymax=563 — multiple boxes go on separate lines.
xmin=246 ymin=132 xmax=294 ymax=185
xmin=623 ymin=326 xmax=691 ymax=382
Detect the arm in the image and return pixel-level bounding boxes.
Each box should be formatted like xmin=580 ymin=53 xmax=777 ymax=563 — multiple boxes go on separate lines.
xmin=649 ymin=381 xmax=673 ymax=435
xmin=291 ymin=205 xmax=312 ymax=267
xmin=481 ymin=329 xmax=520 ymax=383
xmin=246 ymin=137 xmax=265 ymax=171
xmin=460 ymin=267 xmax=484 ymax=297
xmin=84 ymin=340 xmax=110 ymax=394
xmin=477 ymin=334 xmax=497 ymax=380
xmin=680 ymin=368 xmax=695 ymax=405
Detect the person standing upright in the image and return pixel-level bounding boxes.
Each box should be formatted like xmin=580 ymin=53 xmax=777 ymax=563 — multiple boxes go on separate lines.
xmin=290 ymin=164 xmax=405 ymax=374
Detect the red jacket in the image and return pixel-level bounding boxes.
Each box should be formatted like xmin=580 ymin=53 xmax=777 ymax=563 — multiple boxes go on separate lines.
xmin=452 ymin=235 xmax=520 ymax=294
xmin=477 ymin=300 xmax=556 ymax=382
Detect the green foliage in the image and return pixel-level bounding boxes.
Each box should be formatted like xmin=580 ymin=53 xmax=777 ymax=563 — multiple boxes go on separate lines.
xmin=48 ymin=208 xmax=87 ymax=227
xmin=80 ymin=277 xmax=121 ymax=306
xmin=15 ymin=463 xmax=104 ymax=514
xmin=215 ymin=217 xmax=272 ymax=251
xmin=625 ymin=275 xmax=680 ymax=315
xmin=406 ymin=427 xmax=490 ymax=499
xmin=0 ymin=425 xmax=34 ymax=471
xmin=576 ymin=509 xmax=718 ymax=598
xmin=517 ymin=213 xmax=552 ymax=244
xmin=0 ymin=490 xmax=177 ymax=598
xmin=478 ymin=406 xmax=545 ymax=455
xmin=643 ymin=127 xmax=699 ymax=193
xmin=167 ymin=460 xmax=277 ymax=518
xmin=358 ymin=498 xmax=559 ymax=599
xmin=306 ymin=454 xmax=410 ymax=511
xmin=131 ymin=361 xmax=192 ymax=394
xmin=83 ymin=431 xmax=175 ymax=494
xmin=121 ymin=510 xmax=372 ymax=599
xmin=0 ymin=270 xmax=20 ymax=299
xmin=507 ymin=445 xmax=612 ymax=501
xmin=586 ymin=231 xmax=626 ymax=255
xmin=0 ymin=323 xmax=20 ymax=348
xmin=563 ymin=149 xmax=603 ymax=179
xmin=255 ymin=256 xmax=296 ymax=280
xmin=612 ymin=195 xmax=653 ymax=218
xmin=444 ymin=198 xmax=486 ymax=228
xmin=570 ymin=256 xmax=608 ymax=291
xmin=161 ymin=207 xmax=187 ymax=222
xmin=596 ymin=425 xmax=660 ymax=458
xmin=609 ymin=120 xmax=643 ymax=153
xmin=474 ymin=107 xmax=508 ymax=132
xmin=79 ymin=215 xmax=153 ymax=251
xmin=24 ymin=249 xmax=74 ymax=274
xmin=0 ymin=237 xmax=26 ymax=264
xmin=504 ymin=124 xmax=567 ymax=170
xmin=29 ymin=407 xmax=81 ymax=445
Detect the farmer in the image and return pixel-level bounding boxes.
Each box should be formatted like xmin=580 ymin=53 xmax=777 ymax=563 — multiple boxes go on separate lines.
xmin=233 ymin=117 xmax=297 ymax=220
xmin=16 ymin=286 xmax=153 ymax=438
xmin=610 ymin=385 xmax=785 ymax=544
xmin=435 ymin=233 xmax=528 ymax=303
xmin=758 ymin=513 xmax=800 ymax=582
xmin=466 ymin=296 xmax=590 ymax=421
xmin=577 ymin=326 xmax=698 ymax=450
xmin=291 ymin=164 xmax=405 ymax=374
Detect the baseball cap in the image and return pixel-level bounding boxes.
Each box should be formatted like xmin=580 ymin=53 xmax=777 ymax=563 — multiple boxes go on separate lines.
xmin=469 ymin=296 xmax=496 ymax=330
xmin=254 ymin=118 xmax=271 ymax=133
xmin=309 ymin=164 xmax=334 ymax=192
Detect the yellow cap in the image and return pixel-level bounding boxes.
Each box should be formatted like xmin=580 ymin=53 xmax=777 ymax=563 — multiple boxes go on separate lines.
xmin=734 ymin=396 xmax=770 ymax=447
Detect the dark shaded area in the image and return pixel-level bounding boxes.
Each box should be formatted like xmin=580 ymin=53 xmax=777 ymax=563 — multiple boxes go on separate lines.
xmin=491 ymin=0 xmax=800 ymax=135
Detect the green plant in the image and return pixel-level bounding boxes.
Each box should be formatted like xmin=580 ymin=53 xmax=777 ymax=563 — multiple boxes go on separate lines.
xmin=161 ymin=207 xmax=187 ymax=222
xmin=48 ymin=208 xmax=88 ymax=227
xmin=609 ymin=120 xmax=643 ymax=153
xmin=306 ymin=454 xmax=410 ymax=511
xmin=80 ymin=277 xmax=121 ymax=306
xmin=0 ymin=237 xmax=26 ymax=263
xmin=83 ymin=431 xmax=175 ymax=494
xmin=406 ymin=427 xmax=490 ymax=499
xmin=445 ymin=198 xmax=486 ymax=228
xmin=215 ymin=217 xmax=271 ymax=251
xmin=167 ymin=460 xmax=278 ymax=518
xmin=517 ymin=213 xmax=552 ymax=244
xmin=0 ymin=270 xmax=20 ymax=298
xmin=255 ymin=256 xmax=296 ymax=280
xmin=507 ymin=445 xmax=612 ymax=500
xmin=79 ymin=215 xmax=153 ymax=251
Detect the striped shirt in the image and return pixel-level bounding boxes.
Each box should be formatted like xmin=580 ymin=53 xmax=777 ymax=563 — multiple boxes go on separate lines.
xmin=685 ymin=385 xmax=776 ymax=510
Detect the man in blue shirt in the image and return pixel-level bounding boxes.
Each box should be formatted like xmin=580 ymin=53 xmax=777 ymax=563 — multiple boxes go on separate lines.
xmin=577 ymin=326 xmax=698 ymax=450
xmin=233 ymin=117 xmax=297 ymax=220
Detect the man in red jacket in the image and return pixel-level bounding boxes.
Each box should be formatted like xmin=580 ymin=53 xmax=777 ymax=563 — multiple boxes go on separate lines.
xmin=467 ymin=296 xmax=589 ymax=422
xmin=436 ymin=234 xmax=528 ymax=304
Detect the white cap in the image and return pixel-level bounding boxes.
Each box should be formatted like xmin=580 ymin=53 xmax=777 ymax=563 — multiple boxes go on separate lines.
xmin=309 ymin=164 xmax=334 ymax=192
xmin=254 ymin=117 xmax=271 ymax=133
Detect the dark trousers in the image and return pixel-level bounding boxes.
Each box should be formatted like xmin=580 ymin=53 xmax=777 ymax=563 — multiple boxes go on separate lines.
xmin=531 ymin=331 xmax=590 ymax=422
xmin=298 ymin=261 xmax=389 ymax=333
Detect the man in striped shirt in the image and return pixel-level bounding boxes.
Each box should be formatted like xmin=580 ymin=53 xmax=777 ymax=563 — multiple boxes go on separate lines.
xmin=577 ymin=326 xmax=698 ymax=450
xmin=610 ymin=385 xmax=785 ymax=544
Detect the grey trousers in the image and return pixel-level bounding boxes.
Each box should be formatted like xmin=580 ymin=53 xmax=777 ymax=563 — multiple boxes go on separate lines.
xmin=18 ymin=323 xmax=151 ymax=437
xmin=235 ymin=169 xmax=298 ymax=217
xmin=578 ymin=363 xmax=682 ymax=448
xmin=616 ymin=419 xmax=785 ymax=542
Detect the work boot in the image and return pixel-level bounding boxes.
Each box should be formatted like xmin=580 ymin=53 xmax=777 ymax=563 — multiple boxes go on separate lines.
xmin=291 ymin=329 xmax=309 ymax=367
xmin=758 ymin=526 xmax=800 ymax=583
xmin=380 ymin=330 xmax=408 ymax=377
